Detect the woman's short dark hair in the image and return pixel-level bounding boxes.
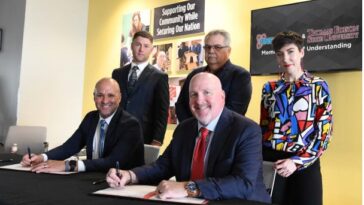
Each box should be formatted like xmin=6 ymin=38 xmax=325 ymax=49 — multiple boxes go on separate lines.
xmin=272 ymin=31 xmax=303 ymax=52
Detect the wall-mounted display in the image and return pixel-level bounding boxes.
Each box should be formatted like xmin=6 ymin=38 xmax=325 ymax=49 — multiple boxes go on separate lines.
xmin=120 ymin=10 xmax=151 ymax=67
xmin=168 ymin=77 xmax=186 ymax=124
xmin=250 ymin=0 xmax=361 ymax=75
xmin=176 ymin=39 xmax=204 ymax=73
xmin=151 ymin=43 xmax=173 ymax=73
xmin=153 ymin=0 xmax=205 ymax=39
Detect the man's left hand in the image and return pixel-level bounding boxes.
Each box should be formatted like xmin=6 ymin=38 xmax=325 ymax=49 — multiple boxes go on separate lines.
xmin=31 ymin=160 xmax=67 ymax=173
xmin=156 ymin=180 xmax=188 ymax=199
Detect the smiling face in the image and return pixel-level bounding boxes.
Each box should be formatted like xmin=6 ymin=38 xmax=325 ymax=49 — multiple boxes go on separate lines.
xmin=275 ymin=43 xmax=304 ymax=79
xmin=94 ymin=78 xmax=121 ymax=118
xmin=131 ymin=36 xmax=154 ymax=63
xmin=189 ymin=73 xmax=225 ymax=126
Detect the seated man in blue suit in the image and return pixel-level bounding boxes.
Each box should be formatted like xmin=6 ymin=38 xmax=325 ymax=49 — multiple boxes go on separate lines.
xmin=106 ymin=73 xmax=270 ymax=203
xmin=20 ymin=78 xmax=144 ymax=173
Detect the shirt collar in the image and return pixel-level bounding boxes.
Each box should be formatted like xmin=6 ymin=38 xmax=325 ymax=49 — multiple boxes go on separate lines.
xmin=99 ymin=109 xmax=117 ymax=125
xmin=131 ymin=61 xmax=148 ymax=72
xmin=197 ymin=109 xmax=224 ymax=132
xmin=280 ymin=70 xmax=312 ymax=84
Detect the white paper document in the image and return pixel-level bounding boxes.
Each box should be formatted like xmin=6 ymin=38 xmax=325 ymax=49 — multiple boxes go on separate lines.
xmin=0 ymin=163 xmax=76 ymax=175
xmin=93 ymin=185 xmax=208 ymax=204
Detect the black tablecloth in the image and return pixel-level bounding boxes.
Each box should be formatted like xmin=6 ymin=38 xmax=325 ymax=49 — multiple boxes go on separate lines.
xmin=0 ymin=154 xmax=270 ymax=205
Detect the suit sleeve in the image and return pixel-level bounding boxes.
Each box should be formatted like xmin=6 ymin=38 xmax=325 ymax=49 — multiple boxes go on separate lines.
xmin=225 ymin=69 xmax=252 ymax=116
xmin=111 ymin=69 xmax=119 ymax=81
xmin=196 ymin=123 xmax=264 ymax=200
xmin=151 ymin=73 xmax=169 ymax=144
xmin=83 ymin=116 xmax=143 ymax=172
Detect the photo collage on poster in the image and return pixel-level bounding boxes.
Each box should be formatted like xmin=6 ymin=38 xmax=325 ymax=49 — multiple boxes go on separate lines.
xmin=120 ymin=10 xmax=205 ymax=124
xmin=120 ymin=10 xmax=151 ymax=68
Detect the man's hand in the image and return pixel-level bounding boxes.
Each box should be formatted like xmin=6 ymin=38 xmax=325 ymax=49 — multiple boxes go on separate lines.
xmin=275 ymin=158 xmax=297 ymax=177
xmin=106 ymin=168 xmax=131 ymax=188
xmin=31 ymin=160 xmax=67 ymax=173
xmin=156 ymin=180 xmax=188 ymax=199
xmin=20 ymin=154 xmax=44 ymax=167
xmin=150 ymin=140 xmax=162 ymax=147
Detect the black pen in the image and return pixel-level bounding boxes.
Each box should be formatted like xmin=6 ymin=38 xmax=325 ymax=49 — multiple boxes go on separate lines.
xmin=116 ymin=161 xmax=121 ymax=179
xmin=116 ymin=161 xmax=121 ymax=186
xmin=92 ymin=179 xmax=106 ymax=185
xmin=27 ymin=147 xmax=32 ymax=166
xmin=0 ymin=159 xmax=14 ymax=163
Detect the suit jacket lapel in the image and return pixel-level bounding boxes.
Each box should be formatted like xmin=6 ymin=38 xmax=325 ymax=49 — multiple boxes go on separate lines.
xmin=86 ymin=113 xmax=99 ymax=159
xmin=103 ymin=108 xmax=122 ymax=148
xmin=181 ymin=120 xmax=198 ymax=180
xmin=206 ymin=108 xmax=233 ymax=176
xmin=121 ymin=65 xmax=131 ymax=94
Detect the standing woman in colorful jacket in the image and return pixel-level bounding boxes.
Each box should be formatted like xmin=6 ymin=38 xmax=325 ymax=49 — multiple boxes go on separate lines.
xmin=260 ymin=31 xmax=333 ymax=205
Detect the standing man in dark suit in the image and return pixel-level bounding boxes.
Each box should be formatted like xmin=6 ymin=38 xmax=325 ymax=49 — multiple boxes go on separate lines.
xmin=21 ymin=78 xmax=144 ymax=173
xmin=176 ymin=29 xmax=252 ymax=122
xmin=106 ymin=73 xmax=270 ymax=203
xmin=112 ymin=31 xmax=169 ymax=146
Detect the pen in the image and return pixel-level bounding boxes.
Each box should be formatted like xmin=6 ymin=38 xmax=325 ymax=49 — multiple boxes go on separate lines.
xmin=27 ymin=147 xmax=32 ymax=166
xmin=116 ymin=161 xmax=121 ymax=179
xmin=92 ymin=179 xmax=106 ymax=185
xmin=116 ymin=161 xmax=121 ymax=186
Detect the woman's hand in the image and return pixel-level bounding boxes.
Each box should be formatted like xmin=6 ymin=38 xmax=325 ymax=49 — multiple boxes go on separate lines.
xmin=275 ymin=158 xmax=297 ymax=177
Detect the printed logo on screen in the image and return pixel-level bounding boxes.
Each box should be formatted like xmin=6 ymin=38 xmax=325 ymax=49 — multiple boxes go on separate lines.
xmin=256 ymin=33 xmax=273 ymax=50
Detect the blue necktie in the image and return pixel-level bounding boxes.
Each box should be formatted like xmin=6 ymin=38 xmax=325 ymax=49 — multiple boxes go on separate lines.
xmin=127 ymin=65 xmax=138 ymax=94
xmin=98 ymin=120 xmax=107 ymax=158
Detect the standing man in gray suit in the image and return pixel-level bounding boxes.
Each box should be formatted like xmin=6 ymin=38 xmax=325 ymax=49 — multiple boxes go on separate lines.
xmin=112 ymin=31 xmax=169 ymax=146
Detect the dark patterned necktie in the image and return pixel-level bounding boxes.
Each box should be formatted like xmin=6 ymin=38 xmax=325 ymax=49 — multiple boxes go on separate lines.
xmin=98 ymin=120 xmax=107 ymax=158
xmin=191 ymin=127 xmax=209 ymax=180
xmin=127 ymin=66 xmax=138 ymax=94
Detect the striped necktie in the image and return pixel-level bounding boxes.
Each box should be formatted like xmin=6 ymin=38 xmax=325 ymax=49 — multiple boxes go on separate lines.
xmin=98 ymin=119 xmax=107 ymax=158
xmin=127 ymin=65 xmax=138 ymax=94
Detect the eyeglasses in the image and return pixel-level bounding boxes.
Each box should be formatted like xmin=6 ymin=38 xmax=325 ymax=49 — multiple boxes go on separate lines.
xmin=203 ymin=44 xmax=229 ymax=51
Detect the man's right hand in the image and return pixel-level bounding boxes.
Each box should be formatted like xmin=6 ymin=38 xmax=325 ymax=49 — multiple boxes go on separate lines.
xmin=20 ymin=154 xmax=44 ymax=167
xmin=106 ymin=168 xmax=131 ymax=188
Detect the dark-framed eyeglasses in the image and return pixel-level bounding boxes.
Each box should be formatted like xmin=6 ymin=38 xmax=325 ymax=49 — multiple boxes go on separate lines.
xmin=203 ymin=44 xmax=229 ymax=51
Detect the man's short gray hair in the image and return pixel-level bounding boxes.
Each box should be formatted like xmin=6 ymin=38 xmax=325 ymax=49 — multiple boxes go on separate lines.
xmin=204 ymin=29 xmax=231 ymax=46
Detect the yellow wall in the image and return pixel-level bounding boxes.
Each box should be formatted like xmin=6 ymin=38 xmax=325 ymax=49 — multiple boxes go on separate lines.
xmin=84 ymin=1 xmax=362 ymax=204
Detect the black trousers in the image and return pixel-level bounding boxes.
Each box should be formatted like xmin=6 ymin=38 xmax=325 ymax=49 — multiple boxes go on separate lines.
xmin=263 ymin=148 xmax=323 ymax=205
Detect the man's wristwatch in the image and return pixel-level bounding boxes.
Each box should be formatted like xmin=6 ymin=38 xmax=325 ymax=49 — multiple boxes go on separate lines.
xmin=65 ymin=160 xmax=77 ymax=172
xmin=185 ymin=181 xmax=200 ymax=197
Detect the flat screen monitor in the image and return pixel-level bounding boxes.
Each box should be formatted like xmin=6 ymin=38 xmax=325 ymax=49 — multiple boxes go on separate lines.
xmin=250 ymin=0 xmax=362 ymax=75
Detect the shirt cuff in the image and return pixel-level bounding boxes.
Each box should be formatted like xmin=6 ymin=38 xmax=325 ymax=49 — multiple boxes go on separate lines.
xmin=77 ymin=160 xmax=86 ymax=172
xmin=41 ymin=154 xmax=48 ymax=161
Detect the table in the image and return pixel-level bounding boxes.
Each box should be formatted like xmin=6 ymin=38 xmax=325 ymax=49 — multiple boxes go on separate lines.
xmin=0 ymin=154 xmax=270 ymax=205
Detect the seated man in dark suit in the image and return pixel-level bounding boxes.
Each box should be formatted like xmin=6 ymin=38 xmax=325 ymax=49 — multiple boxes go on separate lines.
xmin=106 ymin=73 xmax=270 ymax=203
xmin=20 ymin=78 xmax=144 ymax=173
xmin=175 ymin=29 xmax=252 ymax=122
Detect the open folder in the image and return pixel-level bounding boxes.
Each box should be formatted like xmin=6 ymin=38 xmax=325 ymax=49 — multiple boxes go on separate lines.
xmin=93 ymin=185 xmax=208 ymax=204
xmin=0 ymin=163 xmax=76 ymax=175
